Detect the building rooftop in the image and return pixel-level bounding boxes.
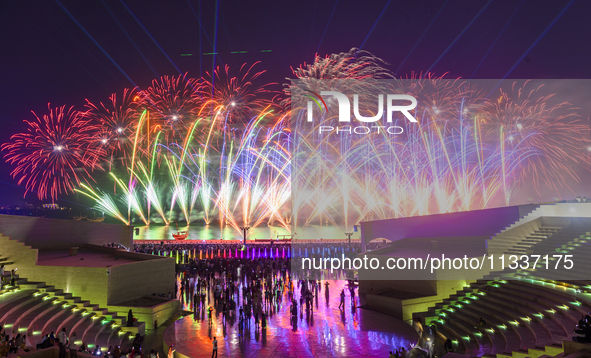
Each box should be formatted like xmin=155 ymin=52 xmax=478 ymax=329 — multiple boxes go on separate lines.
xmin=36 ymin=247 xmax=161 ymax=268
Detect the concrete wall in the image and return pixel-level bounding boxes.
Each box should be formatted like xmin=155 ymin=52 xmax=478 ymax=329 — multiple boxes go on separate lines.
xmin=28 ymin=265 xmax=109 ymax=306
xmin=108 ymin=256 xmax=176 ymax=306
xmin=110 ymin=298 xmax=179 ymax=330
xmin=0 ymin=214 xmax=132 ymax=250
xmin=0 ymin=234 xmax=38 ymax=268
xmin=363 ymin=279 xmax=473 ymax=321
xmin=1 ymin=235 xmax=175 ymax=308
xmin=1 ymin=234 xmax=108 ymax=307
xmin=358 ymin=279 xmax=438 ymax=296
xmin=487 ymin=203 xmax=591 ymax=254
xmin=374 ymin=236 xmax=488 ymax=255
xmin=360 ymin=204 xmax=538 ymax=251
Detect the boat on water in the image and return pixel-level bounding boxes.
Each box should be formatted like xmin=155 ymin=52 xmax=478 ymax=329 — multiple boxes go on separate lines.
xmin=172 ymin=231 xmax=188 ymax=240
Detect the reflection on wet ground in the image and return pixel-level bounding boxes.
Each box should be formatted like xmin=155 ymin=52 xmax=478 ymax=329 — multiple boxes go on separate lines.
xmin=164 ymin=279 xmax=418 ymax=357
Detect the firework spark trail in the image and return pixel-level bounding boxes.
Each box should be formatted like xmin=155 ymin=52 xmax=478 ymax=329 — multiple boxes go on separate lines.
xmin=85 ymin=88 xmax=139 ymax=167
xmin=290 ymin=79 xmax=591 ymax=227
xmin=76 ymin=184 xmax=129 ymax=225
xmin=2 ymin=56 xmax=591 ymax=233
xmin=2 ymin=104 xmax=105 ymax=200
xmin=93 ymin=100 xmax=291 ymax=235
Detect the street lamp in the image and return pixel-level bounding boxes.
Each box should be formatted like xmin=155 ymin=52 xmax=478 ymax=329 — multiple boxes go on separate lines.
xmin=239 ymin=226 xmax=251 ymax=245
xmin=344 ymin=232 xmax=354 ymax=251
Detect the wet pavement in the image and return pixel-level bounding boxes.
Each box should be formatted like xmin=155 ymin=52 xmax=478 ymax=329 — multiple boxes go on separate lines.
xmin=164 ymin=279 xmax=418 ymax=357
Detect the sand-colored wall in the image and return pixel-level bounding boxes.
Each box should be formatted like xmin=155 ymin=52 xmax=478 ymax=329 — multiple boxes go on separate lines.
xmin=360 ymin=204 xmax=538 ymax=251
xmin=363 ymin=279 xmax=473 ymax=321
xmin=1 ymin=234 xmax=109 ymax=306
xmin=1 ymin=234 xmax=175 ymax=308
xmin=25 ymin=265 xmax=109 ymax=306
xmin=0 ymin=234 xmax=38 ymax=268
xmin=0 ymin=214 xmax=133 ymax=250
xmin=107 ymin=257 xmax=176 ymax=306
xmin=110 ymin=299 xmax=179 ymax=330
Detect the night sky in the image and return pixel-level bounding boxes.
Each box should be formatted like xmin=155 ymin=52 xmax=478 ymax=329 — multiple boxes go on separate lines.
xmin=1 ymin=0 xmax=590 ymax=207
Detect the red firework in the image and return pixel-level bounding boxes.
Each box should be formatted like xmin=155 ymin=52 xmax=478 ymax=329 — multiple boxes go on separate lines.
xmin=1 ymin=104 xmax=105 ymax=200
xmin=201 ymin=62 xmax=281 ymax=124
xmin=138 ymin=73 xmax=204 ymax=142
xmin=482 ymin=81 xmax=591 ymax=190
xmin=284 ymin=48 xmax=393 ymax=109
xmin=291 ymin=48 xmax=393 ymax=80
xmin=85 ymin=88 xmax=139 ymax=165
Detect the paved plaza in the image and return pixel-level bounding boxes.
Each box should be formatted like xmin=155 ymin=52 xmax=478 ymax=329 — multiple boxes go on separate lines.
xmin=164 ymin=280 xmax=418 ymax=357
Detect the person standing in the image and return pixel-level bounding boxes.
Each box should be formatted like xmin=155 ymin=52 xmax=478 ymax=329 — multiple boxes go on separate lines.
xmin=0 ymin=264 xmax=4 ymax=290
xmin=338 ymin=289 xmax=345 ymax=310
xmin=211 ymin=336 xmax=218 ymax=358
xmin=56 ymin=338 xmax=66 ymax=358
xmin=69 ymin=332 xmax=79 ymax=358
xmin=57 ymin=328 xmax=67 ymax=358
xmin=127 ymin=310 xmax=134 ymax=327
xmin=10 ymin=269 xmax=16 ymax=287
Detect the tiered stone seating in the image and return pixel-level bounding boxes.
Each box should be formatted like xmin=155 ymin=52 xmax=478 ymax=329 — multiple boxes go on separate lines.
xmin=415 ymin=278 xmax=591 ymax=357
xmin=506 ymin=227 xmax=562 ymax=256
xmin=0 ymin=266 xmax=135 ymax=355
xmin=517 ymin=222 xmax=591 ymax=283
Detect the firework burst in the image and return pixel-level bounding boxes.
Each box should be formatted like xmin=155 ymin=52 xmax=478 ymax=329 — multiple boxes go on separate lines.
xmin=3 ymin=54 xmax=590 ymax=232
xmin=483 ymin=81 xmax=591 ymax=192
xmin=202 ymin=62 xmax=281 ymax=125
xmin=2 ymin=104 xmax=104 ymax=200
xmin=139 ymin=73 xmax=204 ymax=142
xmin=85 ymin=88 xmax=139 ymax=166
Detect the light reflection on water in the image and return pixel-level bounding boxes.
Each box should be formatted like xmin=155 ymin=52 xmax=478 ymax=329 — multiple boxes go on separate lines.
xmin=134 ymin=224 xmax=362 ymax=241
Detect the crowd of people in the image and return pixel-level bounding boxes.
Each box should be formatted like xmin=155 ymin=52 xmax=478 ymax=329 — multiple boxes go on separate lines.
xmin=175 ymin=250 xmax=359 ymax=333
xmin=573 ymin=313 xmax=591 ymax=343
xmin=0 ymin=327 xmax=26 ymax=356
xmin=132 ymin=241 xmax=390 ymax=271
xmin=166 ymin=239 xmax=426 ymax=357
xmin=133 ymin=238 xmax=415 ymax=357
xmin=174 ymin=250 xmax=433 ymax=357
xmin=0 ymin=324 xmax=147 ymax=357
xmin=1 ymin=238 xmax=402 ymax=357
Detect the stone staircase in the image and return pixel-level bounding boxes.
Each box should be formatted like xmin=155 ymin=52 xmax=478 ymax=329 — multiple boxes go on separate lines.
xmin=517 ymin=219 xmax=591 ymax=283
xmin=506 ymin=227 xmax=562 ymax=256
xmin=0 ymin=264 xmax=134 ymax=354
xmin=416 ymin=277 xmax=591 ymax=358
xmin=426 ymin=219 xmax=591 ymax=357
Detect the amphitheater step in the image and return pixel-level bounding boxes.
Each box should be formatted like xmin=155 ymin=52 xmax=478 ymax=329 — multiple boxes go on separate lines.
xmin=0 ymin=273 xmax=140 ymax=356
xmin=415 ymin=276 xmax=591 ymax=358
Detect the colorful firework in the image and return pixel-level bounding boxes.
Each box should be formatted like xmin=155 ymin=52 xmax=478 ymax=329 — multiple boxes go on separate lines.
xmin=483 ymin=81 xmax=591 ymax=192
xmin=85 ymin=87 xmax=139 ymax=166
xmin=138 ymin=73 xmax=204 ymax=142
xmin=2 ymin=54 xmax=590 ymax=234
xmin=75 ymin=105 xmax=291 ymax=234
xmin=2 ymin=104 xmax=104 ymax=200
xmin=290 ymin=78 xmax=591 ymax=228
xmin=201 ymin=62 xmax=282 ymax=124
